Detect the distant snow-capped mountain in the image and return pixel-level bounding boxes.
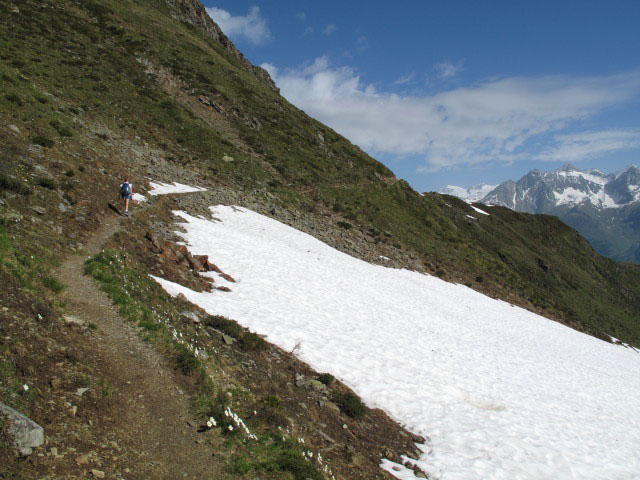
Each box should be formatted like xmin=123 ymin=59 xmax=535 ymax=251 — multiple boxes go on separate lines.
xmin=439 ymin=183 xmax=497 ymax=203
xmin=440 ymin=164 xmax=640 ymax=262
xmin=479 ymin=164 xmax=640 ymax=212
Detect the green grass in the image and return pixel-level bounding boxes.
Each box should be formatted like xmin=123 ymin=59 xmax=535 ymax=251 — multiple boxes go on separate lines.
xmin=0 ymin=226 xmax=61 ymax=295
xmin=42 ymin=275 xmax=64 ymax=293
xmin=223 ymin=434 xmax=324 ymax=480
xmin=0 ymin=227 xmax=11 ymax=258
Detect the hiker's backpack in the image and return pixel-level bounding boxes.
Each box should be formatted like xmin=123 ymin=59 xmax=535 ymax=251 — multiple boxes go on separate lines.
xmin=120 ymin=182 xmax=131 ymax=197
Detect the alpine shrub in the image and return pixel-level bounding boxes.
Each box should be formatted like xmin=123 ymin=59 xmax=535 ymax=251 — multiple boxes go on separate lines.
xmin=334 ymin=391 xmax=366 ymax=419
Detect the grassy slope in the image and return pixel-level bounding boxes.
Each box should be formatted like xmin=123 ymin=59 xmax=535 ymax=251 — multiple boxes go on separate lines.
xmin=1 ymin=0 xmax=639 ymax=348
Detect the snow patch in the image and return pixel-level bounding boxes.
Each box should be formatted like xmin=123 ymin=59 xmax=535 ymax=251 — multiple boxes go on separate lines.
xmin=147 ymin=181 xmax=206 ymax=196
xmin=152 ymin=206 xmax=640 ymax=480
xmin=469 ymin=204 xmax=489 ymax=216
xmin=132 ymin=193 xmax=147 ymax=203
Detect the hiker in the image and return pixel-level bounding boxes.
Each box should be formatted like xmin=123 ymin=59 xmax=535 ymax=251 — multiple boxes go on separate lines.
xmin=120 ymin=177 xmax=133 ymax=216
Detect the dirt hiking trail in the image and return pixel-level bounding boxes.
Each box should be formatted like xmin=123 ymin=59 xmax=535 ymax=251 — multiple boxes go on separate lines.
xmin=54 ymin=212 xmax=228 ymax=479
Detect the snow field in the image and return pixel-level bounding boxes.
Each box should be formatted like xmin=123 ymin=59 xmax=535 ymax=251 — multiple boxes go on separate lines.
xmin=147 ymin=181 xmax=206 ymax=196
xmin=152 ymin=206 xmax=640 ymax=480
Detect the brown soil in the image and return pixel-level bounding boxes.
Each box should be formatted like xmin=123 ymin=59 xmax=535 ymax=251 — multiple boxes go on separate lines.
xmin=2 ymin=211 xmax=230 ymax=479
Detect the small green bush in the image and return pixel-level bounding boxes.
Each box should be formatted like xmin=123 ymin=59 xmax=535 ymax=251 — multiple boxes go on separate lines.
xmin=337 ymin=221 xmax=352 ymax=230
xmin=175 ymin=343 xmax=199 ymax=375
xmin=0 ymin=174 xmax=31 ymax=195
xmin=205 ymin=315 xmax=268 ymax=352
xmin=317 ymin=373 xmax=334 ymax=386
xmin=32 ymin=135 xmax=55 ymax=148
xmin=42 ymin=275 xmax=65 ymax=293
xmin=36 ymin=177 xmax=56 ymax=190
xmin=239 ymin=331 xmax=268 ymax=352
xmin=4 ymin=93 xmax=22 ymax=105
xmin=263 ymin=395 xmax=281 ymax=408
xmin=334 ymin=391 xmax=366 ymax=420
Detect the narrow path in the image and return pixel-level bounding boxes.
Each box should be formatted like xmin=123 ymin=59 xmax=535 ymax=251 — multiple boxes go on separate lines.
xmin=54 ymin=212 xmax=226 ymax=479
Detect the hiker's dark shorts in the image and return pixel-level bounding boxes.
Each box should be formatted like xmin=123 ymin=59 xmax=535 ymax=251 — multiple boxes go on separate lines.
xmin=122 ymin=194 xmax=131 ymax=200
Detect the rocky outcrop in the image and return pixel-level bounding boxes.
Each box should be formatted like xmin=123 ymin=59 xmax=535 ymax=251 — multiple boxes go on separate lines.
xmin=0 ymin=402 xmax=44 ymax=456
xmin=164 ymin=0 xmax=278 ymax=92
xmin=145 ymin=231 xmax=235 ymax=292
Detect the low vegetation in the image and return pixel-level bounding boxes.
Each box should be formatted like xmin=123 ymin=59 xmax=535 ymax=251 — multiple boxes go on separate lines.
xmin=84 ymin=246 xmax=328 ymax=478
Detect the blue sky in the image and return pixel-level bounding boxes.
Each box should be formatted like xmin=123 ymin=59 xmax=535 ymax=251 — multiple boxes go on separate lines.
xmin=203 ymin=1 xmax=640 ymax=192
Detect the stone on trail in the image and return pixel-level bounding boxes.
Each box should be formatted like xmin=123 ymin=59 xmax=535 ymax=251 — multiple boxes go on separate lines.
xmin=0 ymin=402 xmax=45 ymax=456
xmin=75 ymin=387 xmax=90 ymax=397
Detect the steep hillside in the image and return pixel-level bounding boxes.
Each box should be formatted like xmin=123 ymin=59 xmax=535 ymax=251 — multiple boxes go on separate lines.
xmin=1 ymin=0 xmax=640 ymax=476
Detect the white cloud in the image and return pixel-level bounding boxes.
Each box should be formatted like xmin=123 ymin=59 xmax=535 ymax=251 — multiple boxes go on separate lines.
xmin=323 ymin=24 xmax=337 ymax=36
xmin=436 ymin=60 xmax=464 ymax=79
xmin=539 ymin=129 xmax=640 ymax=163
xmin=296 ymin=12 xmax=306 ymax=20
xmin=206 ymin=6 xmax=271 ymax=45
xmin=262 ymin=58 xmax=640 ymax=171
xmin=303 ymin=26 xmax=314 ymax=36
xmin=394 ymin=72 xmax=415 ymax=85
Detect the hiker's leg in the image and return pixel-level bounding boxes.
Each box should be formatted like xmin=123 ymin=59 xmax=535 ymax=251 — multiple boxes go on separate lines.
xmin=124 ymin=198 xmax=129 ymax=212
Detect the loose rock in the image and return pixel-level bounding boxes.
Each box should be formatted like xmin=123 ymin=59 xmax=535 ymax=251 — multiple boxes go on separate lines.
xmin=0 ymin=402 xmax=45 ymax=456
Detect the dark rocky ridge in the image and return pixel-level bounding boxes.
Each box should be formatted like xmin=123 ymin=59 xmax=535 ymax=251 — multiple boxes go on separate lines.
xmin=164 ymin=0 xmax=278 ymax=92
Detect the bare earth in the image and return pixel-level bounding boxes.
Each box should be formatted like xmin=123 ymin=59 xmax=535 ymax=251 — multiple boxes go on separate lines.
xmin=50 ymin=212 xmax=228 ymax=479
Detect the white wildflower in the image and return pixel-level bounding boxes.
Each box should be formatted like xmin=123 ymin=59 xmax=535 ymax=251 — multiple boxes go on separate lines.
xmin=22 ymin=384 xmax=29 ymax=392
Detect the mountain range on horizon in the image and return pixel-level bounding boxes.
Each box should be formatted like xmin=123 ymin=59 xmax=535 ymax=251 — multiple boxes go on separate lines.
xmin=440 ymin=163 xmax=640 ymax=263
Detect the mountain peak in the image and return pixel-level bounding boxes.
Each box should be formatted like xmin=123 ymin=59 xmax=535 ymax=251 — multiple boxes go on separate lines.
xmin=556 ymin=163 xmax=579 ymax=173
xmin=614 ymin=164 xmax=640 ymax=178
xmin=439 ymin=183 xmax=498 ymax=202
